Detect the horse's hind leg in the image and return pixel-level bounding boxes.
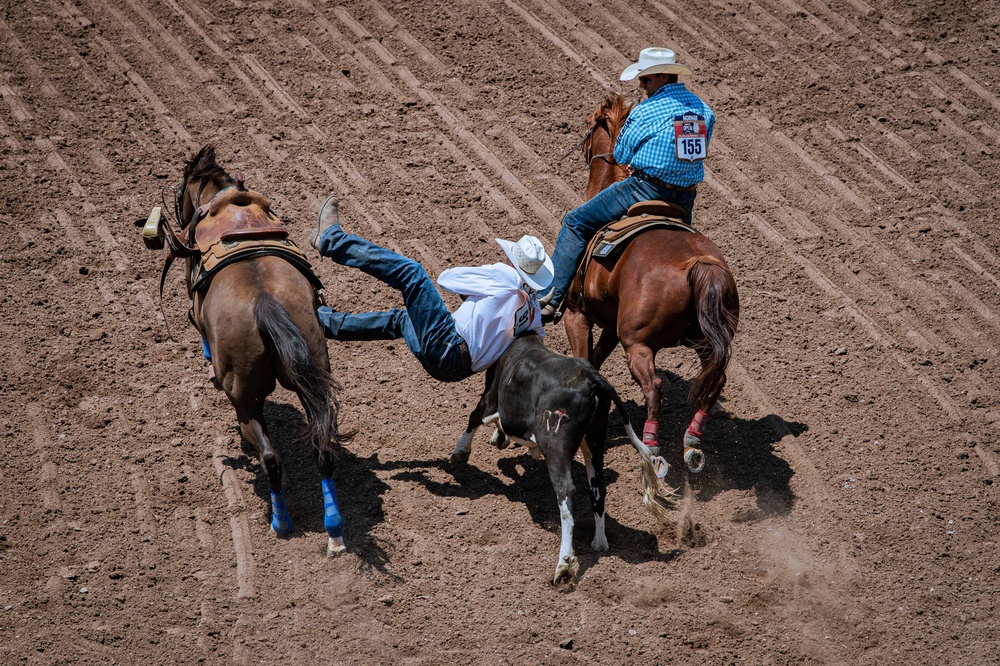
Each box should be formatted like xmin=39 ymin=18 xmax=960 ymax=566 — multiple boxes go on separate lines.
xmin=313 ymin=453 xmax=346 ymax=557
xmin=682 ymin=347 xmax=726 ymax=474
xmin=234 ymin=403 xmax=292 ymax=536
xmin=624 ymin=343 xmax=662 ymax=457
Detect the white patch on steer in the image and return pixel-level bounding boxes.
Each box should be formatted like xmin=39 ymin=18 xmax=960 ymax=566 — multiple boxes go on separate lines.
xmin=482 ymin=412 xmax=500 ymax=427
xmin=450 ymin=430 xmax=474 ymax=463
xmin=554 ymin=496 xmax=577 ymax=582
xmin=591 ymin=514 xmax=608 ymax=552
xmin=507 ymin=433 xmax=541 ymax=460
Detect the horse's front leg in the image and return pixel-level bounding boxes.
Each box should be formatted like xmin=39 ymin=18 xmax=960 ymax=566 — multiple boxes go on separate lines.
xmin=591 ymin=327 xmax=620 ymax=371
xmin=623 ymin=343 xmax=662 ymax=458
xmin=562 ymin=308 xmax=593 ymax=360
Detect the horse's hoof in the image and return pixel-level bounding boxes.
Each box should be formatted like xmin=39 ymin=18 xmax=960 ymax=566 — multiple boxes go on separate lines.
xmin=448 ymin=450 xmax=470 ymax=465
xmin=326 ymin=536 xmax=346 ymax=558
xmin=270 ymin=518 xmax=293 ymax=537
xmin=591 ymin=535 xmax=609 ymax=553
xmin=651 ymin=456 xmax=669 ymax=479
xmin=683 ymin=448 xmax=705 ymax=474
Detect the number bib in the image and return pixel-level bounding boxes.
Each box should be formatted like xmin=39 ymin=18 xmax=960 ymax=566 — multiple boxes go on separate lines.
xmin=674 ymin=113 xmax=707 ymax=162
xmin=512 ymin=290 xmax=535 ymax=336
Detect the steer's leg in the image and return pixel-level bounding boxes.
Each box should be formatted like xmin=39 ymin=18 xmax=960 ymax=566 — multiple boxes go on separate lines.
xmin=450 ymin=390 xmax=488 ymax=464
xmin=545 ymin=444 xmax=578 ymax=584
xmin=581 ymin=396 xmax=610 ymax=552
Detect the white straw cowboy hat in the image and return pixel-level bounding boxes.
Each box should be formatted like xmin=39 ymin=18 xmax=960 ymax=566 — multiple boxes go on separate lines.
xmin=496 ymin=235 xmax=554 ymax=291
xmin=620 ymin=47 xmax=692 ymax=80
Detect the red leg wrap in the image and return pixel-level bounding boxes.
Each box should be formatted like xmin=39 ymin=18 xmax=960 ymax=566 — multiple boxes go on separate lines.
xmin=686 ymin=409 xmax=708 ymax=438
xmin=642 ymin=420 xmax=659 ymax=446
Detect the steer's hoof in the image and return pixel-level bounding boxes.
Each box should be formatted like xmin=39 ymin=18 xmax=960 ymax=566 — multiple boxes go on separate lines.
xmin=449 ymin=449 xmax=470 ymax=465
xmin=489 ymin=429 xmax=510 ymax=450
xmin=552 ymin=556 xmax=578 ymax=585
xmin=326 ymin=536 xmax=346 ymax=558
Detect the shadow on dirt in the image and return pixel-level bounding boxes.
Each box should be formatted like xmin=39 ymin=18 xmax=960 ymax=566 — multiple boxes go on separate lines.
xmin=376 ymin=453 xmax=681 ymax=568
xmin=218 ymin=400 xmax=394 ymax=573
xmin=606 ymin=367 xmax=809 ymax=520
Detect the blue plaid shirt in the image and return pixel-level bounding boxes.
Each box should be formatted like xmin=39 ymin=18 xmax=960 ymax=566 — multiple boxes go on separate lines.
xmin=614 ymin=83 xmax=715 ymax=187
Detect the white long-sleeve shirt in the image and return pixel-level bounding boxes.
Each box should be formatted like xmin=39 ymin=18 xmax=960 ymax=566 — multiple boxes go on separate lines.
xmin=437 ymin=263 xmax=545 ymax=372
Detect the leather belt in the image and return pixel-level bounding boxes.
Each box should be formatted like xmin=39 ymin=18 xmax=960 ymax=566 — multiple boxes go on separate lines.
xmin=632 ymin=170 xmax=698 ymax=193
xmin=457 ymin=339 xmax=473 ymax=377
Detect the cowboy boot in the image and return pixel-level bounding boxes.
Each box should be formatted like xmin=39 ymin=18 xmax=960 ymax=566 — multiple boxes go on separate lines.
xmin=539 ymin=291 xmax=564 ymax=324
xmin=310 ymin=193 xmax=341 ymax=251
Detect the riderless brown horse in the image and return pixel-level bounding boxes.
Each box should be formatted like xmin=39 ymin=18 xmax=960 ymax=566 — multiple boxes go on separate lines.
xmin=563 ymin=95 xmax=739 ymax=474
xmin=140 ymin=144 xmax=349 ymax=556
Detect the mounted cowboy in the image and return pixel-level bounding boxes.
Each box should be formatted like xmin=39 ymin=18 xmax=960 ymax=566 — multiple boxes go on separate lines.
xmin=541 ymin=47 xmax=716 ymax=323
xmin=310 ymin=194 xmax=553 ymax=383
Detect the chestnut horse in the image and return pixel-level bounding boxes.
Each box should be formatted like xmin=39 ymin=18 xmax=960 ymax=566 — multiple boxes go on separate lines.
xmin=144 ymin=144 xmax=348 ymax=557
xmin=562 ymin=95 xmax=739 ymax=474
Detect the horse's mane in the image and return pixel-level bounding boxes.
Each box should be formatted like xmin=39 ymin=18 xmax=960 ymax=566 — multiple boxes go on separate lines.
xmin=591 ymin=94 xmax=634 ymax=141
xmin=183 ymin=144 xmax=235 ymax=189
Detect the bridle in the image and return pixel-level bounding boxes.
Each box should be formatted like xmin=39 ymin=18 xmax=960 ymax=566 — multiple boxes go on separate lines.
xmin=560 ymin=116 xmax=616 ymax=167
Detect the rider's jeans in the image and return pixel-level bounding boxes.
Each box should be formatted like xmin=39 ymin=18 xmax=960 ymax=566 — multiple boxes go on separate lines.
xmin=315 ymin=226 xmax=470 ymax=382
xmin=545 ymin=175 xmax=697 ymax=306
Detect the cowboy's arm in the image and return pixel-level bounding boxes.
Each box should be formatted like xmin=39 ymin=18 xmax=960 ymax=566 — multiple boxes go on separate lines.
xmin=437 ymin=264 xmax=502 ymax=298
xmin=613 ymin=111 xmax=643 ymax=165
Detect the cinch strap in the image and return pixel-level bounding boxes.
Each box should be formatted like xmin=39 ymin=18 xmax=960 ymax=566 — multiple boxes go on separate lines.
xmin=321 ymin=478 xmax=344 ymax=539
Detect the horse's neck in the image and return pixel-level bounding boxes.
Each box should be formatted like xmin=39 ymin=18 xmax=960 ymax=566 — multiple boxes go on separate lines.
xmin=194 ymin=180 xmax=224 ymax=209
xmin=584 ymin=163 xmax=627 ymax=201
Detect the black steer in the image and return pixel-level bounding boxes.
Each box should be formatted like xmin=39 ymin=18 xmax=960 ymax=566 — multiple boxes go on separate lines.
xmin=449 ymin=333 xmax=674 ymax=584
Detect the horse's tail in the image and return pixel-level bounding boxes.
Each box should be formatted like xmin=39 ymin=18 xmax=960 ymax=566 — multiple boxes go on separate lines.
xmin=585 ymin=366 xmax=676 ymax=520
xmin=254 ymin=293 xmax=344 ymax=461
xmin=685 ymin=256 xmax=740 ymax=409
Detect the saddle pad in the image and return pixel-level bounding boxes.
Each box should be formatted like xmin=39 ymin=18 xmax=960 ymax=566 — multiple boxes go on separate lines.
xmin=193 ymin=189 xmax=282 ymax=253
xmin=587 ymin=212 xmax=695 ymax=260
xmin=198 ymin=237 xmax=310 ymax=278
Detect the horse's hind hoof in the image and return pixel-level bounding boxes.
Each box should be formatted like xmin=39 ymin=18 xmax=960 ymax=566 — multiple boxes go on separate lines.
xmin=326 ymin=536 xmax=346 ymax=558
xmin=683 ymin=447 xmax=705 ymax=474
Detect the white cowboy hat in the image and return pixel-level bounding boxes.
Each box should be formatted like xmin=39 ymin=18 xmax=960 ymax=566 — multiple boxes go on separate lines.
xmin=495 ymin=235 xmax=554 ymax=291
xmin=620 ymin=47 xmax=692 ymax=81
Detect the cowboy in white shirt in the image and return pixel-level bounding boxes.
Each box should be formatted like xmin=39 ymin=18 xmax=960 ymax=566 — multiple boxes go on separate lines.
xmin=310 ymin=194 xmax=551 ymax=381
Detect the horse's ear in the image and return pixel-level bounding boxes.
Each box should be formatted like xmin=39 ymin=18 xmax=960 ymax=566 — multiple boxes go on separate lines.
xmin=235 ymin=170 xmax=247 ymax=191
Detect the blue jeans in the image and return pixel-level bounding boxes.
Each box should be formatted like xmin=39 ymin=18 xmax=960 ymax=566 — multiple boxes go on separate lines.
xmin=545 ymin=174 xmax=697 ymax=306
xmin=315 ymin=226 xmax=471 ymax=382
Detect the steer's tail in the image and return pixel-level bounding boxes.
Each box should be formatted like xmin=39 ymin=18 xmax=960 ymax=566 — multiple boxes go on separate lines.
xmin=255 ymin=293 xmax=344 ymax=463
xmin=587 ymin=368 xmax=676 ymax=521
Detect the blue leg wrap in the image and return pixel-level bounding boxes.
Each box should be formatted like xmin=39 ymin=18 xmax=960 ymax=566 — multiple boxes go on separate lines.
xmin=321 ymin=478 xmax=344 ymax=538
xmin=270 ymin=490 xmax=293 ymax=536
xmin=202 ymin=336 xmax=211 ymax=361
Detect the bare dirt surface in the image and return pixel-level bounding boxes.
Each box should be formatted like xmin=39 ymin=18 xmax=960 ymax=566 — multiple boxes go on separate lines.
xmin=2 ymin=0 xmax=1000 ymax=663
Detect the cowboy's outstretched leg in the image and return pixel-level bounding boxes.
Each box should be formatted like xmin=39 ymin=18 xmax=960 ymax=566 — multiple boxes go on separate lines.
xmin=312 ymin=194 xmax=467 ymax=381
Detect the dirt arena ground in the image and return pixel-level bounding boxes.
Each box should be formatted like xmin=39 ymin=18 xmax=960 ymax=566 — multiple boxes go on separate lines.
xmin=2 ymin=0 xmax=999 ymax=663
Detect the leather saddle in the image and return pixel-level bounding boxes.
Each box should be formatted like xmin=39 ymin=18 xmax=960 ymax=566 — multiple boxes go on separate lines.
xmin=584 ymin=200 xmax=695 ymax=263
xmin=188 ymin=188 xmax=287 ymax=253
